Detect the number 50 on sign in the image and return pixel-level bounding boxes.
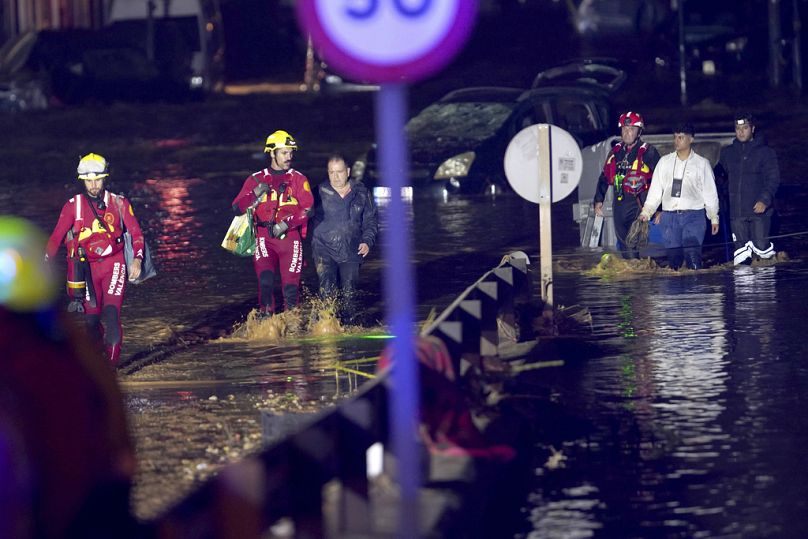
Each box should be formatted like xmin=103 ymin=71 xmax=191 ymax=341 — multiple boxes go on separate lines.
xmin=296 ymin=0 xmax=478 ymax=83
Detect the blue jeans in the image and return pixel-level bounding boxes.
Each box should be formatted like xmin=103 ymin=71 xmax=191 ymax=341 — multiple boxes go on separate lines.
xmin=660 ymin=210 xmax=707 ymax=269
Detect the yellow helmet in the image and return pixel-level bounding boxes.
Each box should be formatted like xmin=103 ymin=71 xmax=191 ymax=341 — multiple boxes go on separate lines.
xmin=264 ymin=130 xmax=299 ymax=153
xmin=0 ymin=216 xmax=58 ymax=311
xmin=77 ymin=153 xmax=109 ymax=181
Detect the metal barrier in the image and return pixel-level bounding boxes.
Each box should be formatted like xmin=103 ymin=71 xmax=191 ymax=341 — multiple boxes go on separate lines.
xmin=151 ymin=252 xmax=532 ymax=538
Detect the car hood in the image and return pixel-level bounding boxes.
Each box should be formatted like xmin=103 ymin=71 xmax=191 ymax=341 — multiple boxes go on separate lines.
xmin=407 ymin=136 xmax=485 ymax=164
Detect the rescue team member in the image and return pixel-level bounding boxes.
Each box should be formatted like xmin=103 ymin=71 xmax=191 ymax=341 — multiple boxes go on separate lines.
xmin=46 ymin=153 xmax=145 ymax=365
xmin=311 ymin=154 xmax=378 ymax=324
xmin=593 ymin=111 xmax=661 ymax=258
xmin=1 ymin=216 xmax=138 ymax=538
xmin=232 ymin=130 xmax=313 ymax=317
xmin=639 ymin=123 xmax=720 ymax=270
xmin=714 ymin=112 xmax=781 ymax=265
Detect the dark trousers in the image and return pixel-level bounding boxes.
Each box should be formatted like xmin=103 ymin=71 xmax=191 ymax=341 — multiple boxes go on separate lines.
xmin=614 ymin=195 xmax=643 ymax=259
xmin=661 ymin=210 xmax=707 ymax=269
xmin=731 ymin=212 xmax=773 ymax=253
xmin=314 ymin=253 xmax=361 ymax=322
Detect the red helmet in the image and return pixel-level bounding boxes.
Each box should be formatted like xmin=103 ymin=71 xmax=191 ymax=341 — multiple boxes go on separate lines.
xmin=275 ymin=203 xmax=306 ymax=224
xmin=618 ymin=111 xmax=644 ymax=129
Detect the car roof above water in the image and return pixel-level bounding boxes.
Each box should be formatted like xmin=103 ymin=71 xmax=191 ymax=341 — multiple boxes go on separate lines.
xmin=438 ymin=86 xmax=524 ymax=104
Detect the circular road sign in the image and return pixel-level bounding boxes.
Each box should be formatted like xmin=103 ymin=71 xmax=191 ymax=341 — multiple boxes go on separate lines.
xmin=504 ymin=124 xmax=583 ymax=204
xmin=296 ymin=0 xmax=478 ymax=83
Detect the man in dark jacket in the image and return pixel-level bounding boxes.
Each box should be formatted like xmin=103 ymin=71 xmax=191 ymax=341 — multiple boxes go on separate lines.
xmin=312 ymin=154 xmax=378 ymax=324
xmin=593 ymin=111 xmax=661 ymax=258
xmin=715 ymin=112 xmax=780 ymax=265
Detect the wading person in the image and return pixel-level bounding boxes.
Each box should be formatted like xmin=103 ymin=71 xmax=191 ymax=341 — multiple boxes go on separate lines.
xmin=593 ymin=111 xmax=661 ymax=258
xmin=714 ymin=112 xmax=781 ymax=265
xmin=639 ymin=123 xmax=720 ymax=270
xmin=232 ymin=130 xmax=313 ymax=317
xmin=311 ymin=154 xmax=378 ymax=324
xmin=46 ymin=153 xmax=145 ymax=364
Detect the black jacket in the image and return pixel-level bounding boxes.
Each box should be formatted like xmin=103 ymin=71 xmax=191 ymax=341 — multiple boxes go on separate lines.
xmin=311 ymin=181 xmax=378 ymax=263
xmin=716 ymin=135 xmax=780 ymax=219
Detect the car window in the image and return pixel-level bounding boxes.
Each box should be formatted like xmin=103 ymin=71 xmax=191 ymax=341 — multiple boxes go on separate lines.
xmin=554 ymin=99 xmax=599 ymax=136
xmin=405 ymin=102 xmax=516 ymax=140
xmin=508 ymin=100 xmax=549 ymax=134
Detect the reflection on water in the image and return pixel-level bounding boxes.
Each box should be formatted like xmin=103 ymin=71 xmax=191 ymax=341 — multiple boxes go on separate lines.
xmin=523 ymin=265 xmax=808 ymax=538
xmin=142 ymin=166 xmax=206 ymax=266
xmin=124 ymin=328 xmax=385 ymax=519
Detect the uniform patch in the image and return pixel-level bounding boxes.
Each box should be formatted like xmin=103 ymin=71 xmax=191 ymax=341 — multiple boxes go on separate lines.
xmin=303 ymin=181 xmax=311 ymax=192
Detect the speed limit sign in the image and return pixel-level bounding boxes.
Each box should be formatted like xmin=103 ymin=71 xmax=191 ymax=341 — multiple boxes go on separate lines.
xmin=297 ymin=0 xmax=478 ymax=83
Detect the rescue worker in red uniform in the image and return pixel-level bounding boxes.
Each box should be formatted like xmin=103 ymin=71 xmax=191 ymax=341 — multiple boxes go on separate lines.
xmin=593 ymin=112 xmax=661 ymax=258
xmin=46 ymin=153 xmax=145 ymax=365
xmin=232 ymin=130 xmax=314 ymax=316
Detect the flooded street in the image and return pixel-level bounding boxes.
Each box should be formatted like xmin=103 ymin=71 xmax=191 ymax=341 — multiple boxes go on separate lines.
xmin=520 ymin=262 xmax=808 ymax=538
xmin=2 ymin=86 xmax=808 ymax=536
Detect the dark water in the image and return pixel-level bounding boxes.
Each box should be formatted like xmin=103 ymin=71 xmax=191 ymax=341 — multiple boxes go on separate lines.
xmin=519 ymin=263 xmax=808 ymax=538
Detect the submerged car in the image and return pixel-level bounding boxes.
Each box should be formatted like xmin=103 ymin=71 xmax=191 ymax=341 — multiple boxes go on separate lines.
xmin=531 ymin=59 xmax=628 ymax=94
xmin=353 ymin=85 xmax=612 ymax=195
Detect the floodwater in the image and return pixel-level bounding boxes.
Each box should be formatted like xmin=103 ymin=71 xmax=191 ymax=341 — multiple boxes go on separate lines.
xmin=520 ymin=262 xmax=808 ymax=539
xmin=2 ymin=89 xmax=808 ymax=536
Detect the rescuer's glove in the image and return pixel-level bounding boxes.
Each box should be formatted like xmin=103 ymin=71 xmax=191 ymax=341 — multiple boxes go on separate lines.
xmin=253 ymin=183 xmax=270 ymax=198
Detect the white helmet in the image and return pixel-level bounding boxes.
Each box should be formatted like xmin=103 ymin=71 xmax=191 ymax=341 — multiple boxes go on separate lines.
xmin=77 ymin=153 xmax=109 ymax=181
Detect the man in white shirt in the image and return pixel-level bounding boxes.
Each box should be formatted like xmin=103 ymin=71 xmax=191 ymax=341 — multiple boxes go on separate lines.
xmin=639 ymin=123 xmax=720 ymax=269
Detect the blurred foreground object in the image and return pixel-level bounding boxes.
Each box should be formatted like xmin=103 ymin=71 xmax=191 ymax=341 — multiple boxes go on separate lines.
xmin=0 ymin=215 xmax=138 ymax=538
xmin=0 ymin=216 xmax=58 ymax=311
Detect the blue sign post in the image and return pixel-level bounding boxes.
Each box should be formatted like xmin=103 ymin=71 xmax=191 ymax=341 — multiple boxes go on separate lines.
xmin=297 ymin=2 xmax=477 ymax=535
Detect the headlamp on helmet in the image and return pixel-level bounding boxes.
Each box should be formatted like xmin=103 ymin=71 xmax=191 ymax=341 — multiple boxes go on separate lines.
xmin=734 ymin=112 xmax=754 ymax=127
xmin=264 ymin=130 xmax=299 ymax=153
xmin=77 ymin=153 xmax=109 ymax=181
xmin=618 ymin=111 xmax=644 ymax=129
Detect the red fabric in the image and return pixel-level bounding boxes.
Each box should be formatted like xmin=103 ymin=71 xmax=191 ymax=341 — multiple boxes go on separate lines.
xmin=47 ymin=192 xmax=144 ymax=261
xmin=252 ymin=229 xmax=304 ymax=311
xmin=231 ymin=168 xmax=314 ymax=238
xmin=602 ymin=142 xmax=653 ymax=193
xmin=0 ymin=308 xmax=134 ymax=538
xmin=379 ymin=336 xmax=516 ymax=461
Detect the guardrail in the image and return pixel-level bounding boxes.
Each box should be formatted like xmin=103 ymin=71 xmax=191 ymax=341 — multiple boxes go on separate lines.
xmin=150 ymin=252 xmax=533 ymax=538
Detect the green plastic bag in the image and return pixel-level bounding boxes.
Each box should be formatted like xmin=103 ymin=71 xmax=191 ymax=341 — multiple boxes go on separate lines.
xmin=221 ymin=209 xmax=256 ymax=257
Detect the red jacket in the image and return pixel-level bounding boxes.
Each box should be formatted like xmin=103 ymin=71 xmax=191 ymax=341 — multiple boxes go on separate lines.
xmin=231 ymin=168 xmax=314 ymax=238
xmin=47 ymin=191 xmax=145 ymax=262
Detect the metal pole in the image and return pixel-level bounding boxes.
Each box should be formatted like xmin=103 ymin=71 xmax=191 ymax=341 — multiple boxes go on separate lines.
xmin=793 ymin=0 xmax=802 ymax=91
xmin=678 ymin=0 xmax=687 ymax=106
xmin=538 ymin=125 xmax=553 ymax=320
xmin=146 ymin=0 xmax=155 ymax=62
xmin=374 ymin=83 xmax=420 ymax=539
xmin=769 ymin=0 xmax=782 ymax=87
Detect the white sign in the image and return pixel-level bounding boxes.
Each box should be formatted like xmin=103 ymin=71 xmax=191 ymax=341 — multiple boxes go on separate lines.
xmin=297 ymin=0 xmax=477 ymax=83
xmin=317 ymin=1 xmax=456 ymax=64
xmin=503 ymin=124 xmax=583 ymax=204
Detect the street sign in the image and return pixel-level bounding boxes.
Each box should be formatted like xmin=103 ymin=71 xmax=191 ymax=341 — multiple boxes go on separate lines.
xmin=503 ymin=124 xmax=583 ymax=204
xmin=296 ymin=0 xmax=478 ymax=83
